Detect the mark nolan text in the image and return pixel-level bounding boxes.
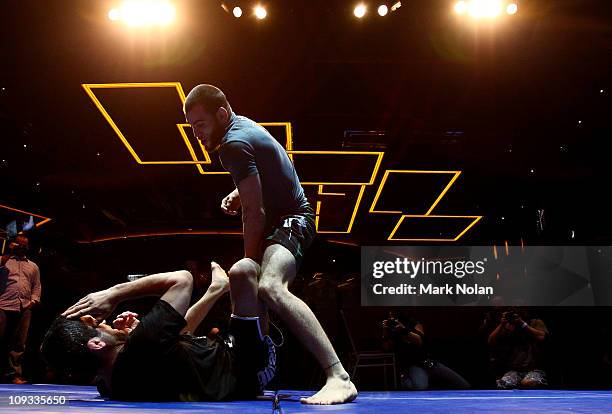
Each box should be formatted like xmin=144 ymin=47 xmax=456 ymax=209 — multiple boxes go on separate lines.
xmin=373 ymin=283 xmax=493 ymax=295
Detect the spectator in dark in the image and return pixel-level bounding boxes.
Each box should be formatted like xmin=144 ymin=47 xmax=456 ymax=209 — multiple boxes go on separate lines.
xmin=487 ymin=307 xmax=549 ymax=389
xmin=595 ymin=326 xmax=612 ymax=389
xmin=0 ymin=235 xmax=41 ymax=384
xmin=382 ymin=310 xmax=470 ymax=390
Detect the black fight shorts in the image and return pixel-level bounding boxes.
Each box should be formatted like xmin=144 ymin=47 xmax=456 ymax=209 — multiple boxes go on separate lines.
xmin=263 ymin=204 xmax=316 ymax=270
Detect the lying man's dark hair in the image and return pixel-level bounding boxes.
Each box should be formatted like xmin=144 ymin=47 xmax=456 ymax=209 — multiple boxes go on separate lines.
xmin=40 ymin=316 xmax=99 ymax=382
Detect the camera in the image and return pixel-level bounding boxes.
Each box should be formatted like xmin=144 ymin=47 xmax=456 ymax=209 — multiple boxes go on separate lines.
xmin=502 ymin=311 xmax=518 ymax=323
xmin=384 ymin=317 xmax=401 ymax=330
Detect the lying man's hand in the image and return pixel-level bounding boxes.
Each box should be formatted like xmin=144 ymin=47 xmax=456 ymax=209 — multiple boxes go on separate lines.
xmin=62 ymin=289 xmax=117 ymax=322
xmin=113 ymin=311 xmax=140 ymax=333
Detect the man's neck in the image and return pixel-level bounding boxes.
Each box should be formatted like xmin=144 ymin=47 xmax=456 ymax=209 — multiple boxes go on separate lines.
xmin=97 ymin=343 xmax=125 ymax=392
xmin=223 ymin=112 xmax=237 ymax=134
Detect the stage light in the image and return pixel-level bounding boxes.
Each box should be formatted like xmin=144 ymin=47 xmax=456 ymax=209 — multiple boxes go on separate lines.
xmin=467 ymin=0 xmax=503 ymax=19
xmin=378 ymin=4 xmax=389 ymax=16
xmin=108 ymin=1 xmax=176 ymax=27
xmin=254 ymin=5 xmax=267 ymax=19
xmin=233 ymin=6 xmax=242 ymax=18
xmin=108 ymin=8 xmax=121 ymax=21
xmin=454 ymin=1 xmax=467 ymax=14
xmin=354 ymin=4 xmax=367 ymax=18
xmin=391 ymin=1 xmax=402 ymax=11
xmin=455 ymin=1 xmax=521 ymax=20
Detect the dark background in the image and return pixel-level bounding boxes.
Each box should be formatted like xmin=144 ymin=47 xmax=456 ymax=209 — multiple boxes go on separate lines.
xmin=1 ymin=0 xmax=611 ymax=389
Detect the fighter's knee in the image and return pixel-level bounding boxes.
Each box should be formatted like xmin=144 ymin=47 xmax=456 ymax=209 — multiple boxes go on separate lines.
xmin=258 ymin=279 xmax=285 ymax=306
xmin=175 ymin=270 xmax=193 ymax=285
xmin=257 ymin=278 xmax=278 ymax=302
xmin=228 ymin=266 xmax=247 ymax=281
xmin=229 ymin=258 xmax=260 ymax=281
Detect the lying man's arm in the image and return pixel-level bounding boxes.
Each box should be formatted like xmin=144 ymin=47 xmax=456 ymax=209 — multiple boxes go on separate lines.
xmin=62 ymin=270 xmax=193 ymax=321
xmin=182 ymin=262 xmax=229 ymax=334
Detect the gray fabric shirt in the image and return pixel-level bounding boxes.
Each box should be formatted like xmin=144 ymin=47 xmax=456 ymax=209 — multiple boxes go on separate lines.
xmin=218 ymin=114 xmax=308 ymax=222
xmin=0 ymin=257 xmax=41 ymax=311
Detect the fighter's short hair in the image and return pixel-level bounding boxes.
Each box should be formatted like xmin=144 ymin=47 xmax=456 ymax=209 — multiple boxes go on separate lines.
xmin=184 ymin=84 xmax=232 ymax=115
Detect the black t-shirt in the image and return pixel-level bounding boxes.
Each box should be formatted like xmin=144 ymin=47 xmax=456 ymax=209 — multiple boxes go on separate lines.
xmin=107 ymin=300 xmax=237 ymax=401
xmin=491 ymin=318 xmax=549 ymax=372
xmin=218 ymin=114 xmax=309 ymax=224
xmin=387 ymin=319 xmax=427 ymax=367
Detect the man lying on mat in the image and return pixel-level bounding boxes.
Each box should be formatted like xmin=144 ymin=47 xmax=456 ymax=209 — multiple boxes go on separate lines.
xmin=41 ymin=259 xmax=275 ymax=402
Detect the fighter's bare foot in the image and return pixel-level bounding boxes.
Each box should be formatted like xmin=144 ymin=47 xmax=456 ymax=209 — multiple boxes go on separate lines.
xmin=300 ymin=375 xmax=358 ymax=405
xmin=210 ymin=261 xmax=229 ymax=293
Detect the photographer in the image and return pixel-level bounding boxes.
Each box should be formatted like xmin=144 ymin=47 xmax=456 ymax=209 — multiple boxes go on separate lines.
xmin=382 ymin=311 xmax=469 ymax=390
xmin=487 ymin=308 xmax=549 ymax=389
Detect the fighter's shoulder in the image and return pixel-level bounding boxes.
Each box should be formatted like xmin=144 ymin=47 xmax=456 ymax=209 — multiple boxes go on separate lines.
xmin=228 ymin=116 xmax=269 ymax=140
xmin=220 ymin=136 xmax=254 ymax=156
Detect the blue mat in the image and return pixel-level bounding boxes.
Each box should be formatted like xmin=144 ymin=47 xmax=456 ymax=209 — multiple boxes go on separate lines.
xmin=1 ymin=384 xmax=611 ymax=413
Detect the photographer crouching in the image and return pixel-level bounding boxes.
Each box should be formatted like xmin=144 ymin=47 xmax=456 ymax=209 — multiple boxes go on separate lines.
xmin=382 ymin=311 xmax=470 ymax=390
xmin=487 ymin=308 xmax=549 ymax=389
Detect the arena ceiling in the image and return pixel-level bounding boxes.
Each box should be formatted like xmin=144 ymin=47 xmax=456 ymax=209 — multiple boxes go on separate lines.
xmin=1 ymin=0 xmax=610 ymax=246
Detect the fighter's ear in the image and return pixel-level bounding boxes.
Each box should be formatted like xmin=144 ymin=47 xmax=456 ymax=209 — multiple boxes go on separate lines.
xmin=216 ymin=106 xmax=229 ymax=124
xmin=87 ymin=337 xmax=106 ymax=351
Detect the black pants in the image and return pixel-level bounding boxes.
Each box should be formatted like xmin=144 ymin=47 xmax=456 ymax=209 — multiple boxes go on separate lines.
xmin=0 ymin=308 xmax=32 ymax=379
xmin=400 ymin=361 xmax=471 ymax=390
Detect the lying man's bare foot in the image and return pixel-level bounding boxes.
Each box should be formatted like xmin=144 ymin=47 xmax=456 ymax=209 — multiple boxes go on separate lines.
xmin=210 ymin=261 xmax=230 ymax=293
xmin=300 ymin=373 xmax=358 ymax=405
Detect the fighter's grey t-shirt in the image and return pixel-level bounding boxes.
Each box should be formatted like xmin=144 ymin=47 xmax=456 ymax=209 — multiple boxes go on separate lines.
xmin=218 ymin=114 xmax=309 ymax=222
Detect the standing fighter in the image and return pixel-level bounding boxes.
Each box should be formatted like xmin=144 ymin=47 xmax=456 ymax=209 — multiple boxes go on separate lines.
xmin=184 ymin=84 xmax=357 ymax=404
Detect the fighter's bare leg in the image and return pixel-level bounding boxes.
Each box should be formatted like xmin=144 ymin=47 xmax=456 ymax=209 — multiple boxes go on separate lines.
xmin=228 ymin=258 xmax=260 ymax=317
xmin=182 ymin=262 xmax=230 ymax=334
xmin=210 ymin=261 xmax=230 ymax=291
xmin=256 ymin=299 xmax=270 ymax=335
xmin=258 ymin=244 xmax=357 ymax=405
